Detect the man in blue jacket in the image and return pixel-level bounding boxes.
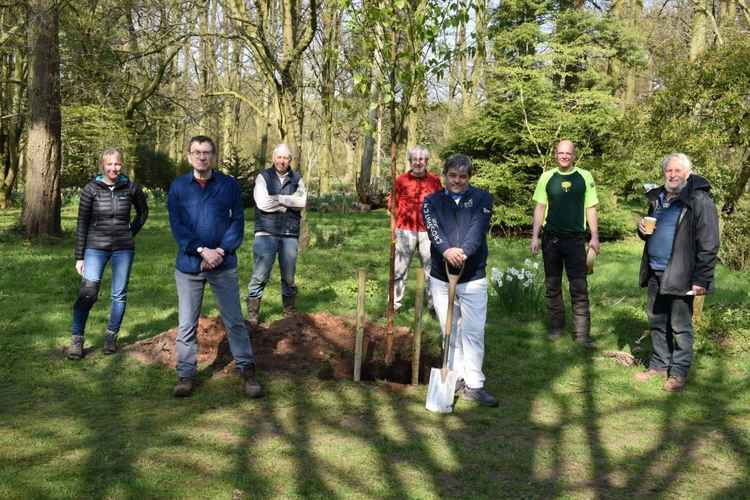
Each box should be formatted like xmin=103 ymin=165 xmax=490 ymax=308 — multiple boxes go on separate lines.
xmin=423 ymin=154 xmax=498 ymax=407
xmin=167 ymin=135 xmax=263 ymax=399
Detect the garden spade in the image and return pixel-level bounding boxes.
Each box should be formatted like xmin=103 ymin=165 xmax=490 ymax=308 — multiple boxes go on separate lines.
xmin=426 ymin=263 xmax=463 ymax=413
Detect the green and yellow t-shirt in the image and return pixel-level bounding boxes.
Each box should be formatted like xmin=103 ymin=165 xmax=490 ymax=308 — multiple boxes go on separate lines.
xmin=532 ymin=167 xmax=598 ymax=235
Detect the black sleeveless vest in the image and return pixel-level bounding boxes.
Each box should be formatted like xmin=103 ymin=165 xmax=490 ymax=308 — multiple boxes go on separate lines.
xmin=254 ymin=168 xmax=302 ymax=237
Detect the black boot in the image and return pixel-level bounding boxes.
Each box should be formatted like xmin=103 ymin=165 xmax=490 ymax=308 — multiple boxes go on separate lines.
xmin=570 ymin=278 xmax=594 ymax=348
xmin=282 ymin=294 xmax=296 ymax=316
xmin=246 ymin=297 xmax=261 ymax=328
xmin=240 ymin=365 xmax=264 ymax=398
xmin=545 ymin=276 xmax=565 ymax=340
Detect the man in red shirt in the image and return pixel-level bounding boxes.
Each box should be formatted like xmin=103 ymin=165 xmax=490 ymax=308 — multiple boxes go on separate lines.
xmin=391 ymin=145 xmax=443 ymax=312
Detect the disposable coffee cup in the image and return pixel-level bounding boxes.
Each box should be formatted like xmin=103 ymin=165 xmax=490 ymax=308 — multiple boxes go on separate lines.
xmin=643 ymin=216 xmax=657 ymax=235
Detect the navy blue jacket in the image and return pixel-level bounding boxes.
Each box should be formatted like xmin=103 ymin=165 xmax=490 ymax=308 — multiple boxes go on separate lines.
xmin=423 ymin=186 xmax=493 ymax=283
xmin=167 ymin=171 xmax=245 ymax=274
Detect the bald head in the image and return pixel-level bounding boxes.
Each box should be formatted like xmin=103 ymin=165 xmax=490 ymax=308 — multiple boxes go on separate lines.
xmin=555 ymin=140 xmax=576 ymax=171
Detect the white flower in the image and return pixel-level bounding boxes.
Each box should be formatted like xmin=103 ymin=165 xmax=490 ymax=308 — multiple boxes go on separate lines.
xmin=524 ymin=258 xmax=533 ymax=268
xmin=533 ymin=262 xmax=540 ymax=270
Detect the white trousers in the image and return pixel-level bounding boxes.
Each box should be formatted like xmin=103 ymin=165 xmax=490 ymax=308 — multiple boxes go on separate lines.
xmin=430 ymin=276 xmax=488 ymax=389
xmin=394 ymin=229 xmax=433 ymax=310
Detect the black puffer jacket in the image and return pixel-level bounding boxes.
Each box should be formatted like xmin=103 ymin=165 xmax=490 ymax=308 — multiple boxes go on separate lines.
xmin=638 ymin=174 xmax=720 ymax=294
xmin=75 ymin=175 xmax=149 ymax=259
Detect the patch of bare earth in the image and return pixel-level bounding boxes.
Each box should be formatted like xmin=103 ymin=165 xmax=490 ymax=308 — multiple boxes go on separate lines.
xmin=123 ymin=312 xmax=437 ymax=384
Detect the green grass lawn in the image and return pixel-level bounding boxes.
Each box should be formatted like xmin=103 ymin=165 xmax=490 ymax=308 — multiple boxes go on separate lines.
xmin=1 ymin=205 xmax=749 ymax=499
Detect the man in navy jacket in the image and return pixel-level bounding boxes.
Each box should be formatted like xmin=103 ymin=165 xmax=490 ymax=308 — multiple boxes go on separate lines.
xmin=423 ymin=154 xmax=498 ymax=407
xmin=168 ymin=135 xmax=263 ymax=399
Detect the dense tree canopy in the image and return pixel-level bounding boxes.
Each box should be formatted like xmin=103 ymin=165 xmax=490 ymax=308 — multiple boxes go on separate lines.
xmin=0 ymin=0 xmax=748 ymax=263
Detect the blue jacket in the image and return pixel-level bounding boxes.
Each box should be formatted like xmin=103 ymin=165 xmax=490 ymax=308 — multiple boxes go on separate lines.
xmin=167 ymin=171 xmax=245 ymax=274
xmin=423 ymin=186 xmax=493 ymax=283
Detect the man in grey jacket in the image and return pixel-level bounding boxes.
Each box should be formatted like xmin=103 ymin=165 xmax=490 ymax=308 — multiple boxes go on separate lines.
xmin=634 ymin=153 xmax=720 ymax=392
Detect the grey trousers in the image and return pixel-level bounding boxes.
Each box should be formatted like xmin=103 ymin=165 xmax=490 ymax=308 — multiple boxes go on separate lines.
xmin=175 ymin=267 xmax=255 ymax=378
xmin=394 ymin=229 xmax=433 ymax=310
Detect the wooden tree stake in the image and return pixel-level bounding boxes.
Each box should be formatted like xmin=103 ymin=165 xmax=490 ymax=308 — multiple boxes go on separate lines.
xmin=411 ymin=268 xmax=425 ymax=385
xmin=354 ymin=268 xmax=367 ymax=382
xmin=693 ymin=295 xmax=706 ymax=324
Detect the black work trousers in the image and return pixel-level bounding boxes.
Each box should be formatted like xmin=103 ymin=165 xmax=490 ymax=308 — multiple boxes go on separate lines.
xmin=542 ymin=232 xmax=590 ymax=338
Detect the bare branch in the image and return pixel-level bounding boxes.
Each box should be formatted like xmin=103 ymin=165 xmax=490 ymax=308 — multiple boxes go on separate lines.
xmin=202 ymin=89 xmax=263 ymax=115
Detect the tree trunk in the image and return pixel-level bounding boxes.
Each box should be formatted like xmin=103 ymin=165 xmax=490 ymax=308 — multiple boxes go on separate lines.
xmin=690 ymin=0 xmax=709 ymax=62
xmin=22 ymin=0 xmax=62 ymax=236
xmin=721 ymin=148 xmax=750 ymax=215
xmin=1 ymin=47 xmax=25 ymax=209
xmin=319 ymin=5 xmax=341 ymax=195
xmin=357 ymin=94 xmax=378 ymax=204
xmin=255 ymin=89 xmax=271 ymax=168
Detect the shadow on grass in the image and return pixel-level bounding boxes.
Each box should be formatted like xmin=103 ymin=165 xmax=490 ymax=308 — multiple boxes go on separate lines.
xmin=3 ymin=210 xmax=750 ymax=498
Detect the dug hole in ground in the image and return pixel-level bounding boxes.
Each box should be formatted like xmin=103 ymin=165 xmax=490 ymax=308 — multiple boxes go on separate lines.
xmin=123 ymin=312 xmax=440 ymax=385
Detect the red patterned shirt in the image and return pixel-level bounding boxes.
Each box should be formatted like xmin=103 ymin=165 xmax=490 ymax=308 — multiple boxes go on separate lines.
xmin=393 ymin=171 xmax=442 ymax=231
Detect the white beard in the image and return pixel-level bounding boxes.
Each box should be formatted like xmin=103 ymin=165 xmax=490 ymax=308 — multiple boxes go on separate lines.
xmin=665 ymin=180 xmax=687 ymax=194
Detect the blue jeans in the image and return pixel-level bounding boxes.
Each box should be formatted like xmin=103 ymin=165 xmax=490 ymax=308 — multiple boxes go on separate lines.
xmin=175 ymin=267 xmax=255 ymax=378
xmin=72 ymin=248 xmax=135 ymax=336
xmin=247 ymin=235 xmax=299 ymax=299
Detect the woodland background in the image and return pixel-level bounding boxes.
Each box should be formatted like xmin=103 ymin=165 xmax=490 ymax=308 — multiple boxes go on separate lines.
xmin=1 ymin=0 xmax=749 ymax=268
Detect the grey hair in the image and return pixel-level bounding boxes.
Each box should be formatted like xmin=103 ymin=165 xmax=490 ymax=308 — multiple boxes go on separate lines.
xmin=442 ymin=154 xmax=473 ymax=176
xmin=100 ymin=148 xmax=123 ymax=165
xmin=661 ymin=153 xmax=692 ymax=172
xmin=407 ymin=145 xmax=429 ymax=161
xmin=273 ymin=143 xmax=292 ymax=159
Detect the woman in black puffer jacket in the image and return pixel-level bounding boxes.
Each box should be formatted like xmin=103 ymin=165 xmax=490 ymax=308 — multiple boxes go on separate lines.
xmin=68 ymin=148 xmax=149 ymax=360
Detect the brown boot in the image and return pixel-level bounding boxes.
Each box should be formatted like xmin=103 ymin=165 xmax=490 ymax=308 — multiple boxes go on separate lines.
xmin=282 ymin=294 xmax=296 ymax=317
xmin=634 ymin=368 xmax=667 ymax=382
xmin=664 ymin=375 xmax=687 ymax=392
xmin=246 ymin=297 xmax=261 ymax=328
xmin=240 ymin=365 xmax=264 ymax=398
xmin=173 ymin=377 xmax=194 ymax=398
xmin=103 ymin=330 xmax=118 ymax=354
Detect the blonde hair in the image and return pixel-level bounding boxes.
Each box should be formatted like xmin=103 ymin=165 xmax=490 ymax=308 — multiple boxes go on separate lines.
xmin=100 ymin=148 xmax=123 ymax=166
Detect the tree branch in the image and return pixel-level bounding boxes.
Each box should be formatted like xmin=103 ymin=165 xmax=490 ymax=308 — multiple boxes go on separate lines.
xmin=202 ymin=90 xmax=263 ymax=115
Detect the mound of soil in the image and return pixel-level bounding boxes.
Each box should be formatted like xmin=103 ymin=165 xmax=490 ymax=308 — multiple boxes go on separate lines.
xmin=123 ymin=312 xmax=438 ymax=384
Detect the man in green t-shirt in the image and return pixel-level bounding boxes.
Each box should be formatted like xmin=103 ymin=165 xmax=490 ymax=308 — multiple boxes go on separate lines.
xmin=530 ymin=140 xmax=600 ymax=346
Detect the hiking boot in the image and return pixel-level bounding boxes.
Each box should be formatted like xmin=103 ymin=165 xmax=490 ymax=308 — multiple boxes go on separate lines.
xmin=282 ymin=295 xmax=296 ymax=316
xmin=462 ymin=386 xmax=499 ymax=407
xmin=634 ymin=368 xmax=667 ymax=382
xmin=173 ymin=377 xmax=194 ymax=398
xmin=548 ymin=330 xmax=564 ymax=341
xmin=246 ymin=297 xmax=261 ymax=328
xmin=103 ymin=330 xmax=118 ymax=355
xmin=664 ymin=375 xmax=687 ymax=392
xmin=68 ymin=335 xmax=84 ymax=360
xmin=239 ymin=365 xmax=264 ymax=398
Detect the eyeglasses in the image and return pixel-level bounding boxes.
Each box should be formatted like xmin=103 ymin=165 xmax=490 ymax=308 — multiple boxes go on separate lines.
xmin=190 ymin=150 xmax=214 ymax=158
